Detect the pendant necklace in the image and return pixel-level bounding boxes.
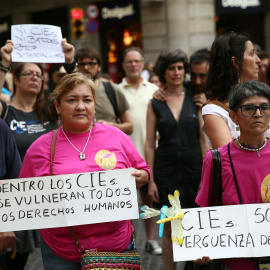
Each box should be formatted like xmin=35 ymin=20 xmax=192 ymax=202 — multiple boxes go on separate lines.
xmin=62 ymin=126 xmax=92 ymax=160
xmin=165 ymin=89 xmax=185 ymax=97
xmin=236 ymin=137 xmax=267 ymax=157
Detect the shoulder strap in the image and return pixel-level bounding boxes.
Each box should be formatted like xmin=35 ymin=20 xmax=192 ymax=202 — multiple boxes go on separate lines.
xmin=0 ymin=100 xmax=8 ymax=120
xmin=50 ymin=128 xmax=85 ymax=254
xmin=68 ymin=227 xmax=85 ymax=253
xmin=211 ymin=149 xmax=222 ymax=206
xmin=50 ymin=129 xmax=58 ymax=176
xmin=206 ymin=100 xmax=229 ymax=112
xmin=103 ymin=81 xmax=119 ymax=119
xmin=227 ymin=143 xmax=243 ymax=204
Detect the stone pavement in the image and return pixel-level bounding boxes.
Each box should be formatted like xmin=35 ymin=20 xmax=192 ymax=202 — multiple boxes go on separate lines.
xmin=132 ymin=216 xmax=185 ymax=270
xmin=24 ymin=192 xmax=186 ymax=270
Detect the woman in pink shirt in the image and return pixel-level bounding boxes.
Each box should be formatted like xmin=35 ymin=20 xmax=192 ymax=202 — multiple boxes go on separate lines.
xmin=19 ymin=73 xmax=150 ymax=270
xmin=196 ymin=80 xmax=270 ymax=270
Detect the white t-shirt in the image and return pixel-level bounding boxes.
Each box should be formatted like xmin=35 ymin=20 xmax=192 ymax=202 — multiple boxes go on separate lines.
xmin=202 ymin=104 xmax=270 ymax=147
xmin=118 ymin=78 xmax=158 ymax=158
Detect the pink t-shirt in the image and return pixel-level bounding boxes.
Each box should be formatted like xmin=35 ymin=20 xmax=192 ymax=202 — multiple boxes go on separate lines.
xmin=19 ymin=124 xmax=150 ymax=262
xmin=196 ymin=139 xmax=270 ymax=270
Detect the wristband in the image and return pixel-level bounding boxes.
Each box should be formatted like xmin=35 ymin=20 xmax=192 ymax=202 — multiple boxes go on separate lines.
xmin=0 ymin=63 xmax=11 ymax=73
xmin=64 ymin=60 xmax=77 ymax=74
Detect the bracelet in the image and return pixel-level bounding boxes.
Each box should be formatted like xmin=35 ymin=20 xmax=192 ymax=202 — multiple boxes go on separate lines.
xmin=0 ymin=63 xmax=11 ymax=73
xmin=64 ymin=60 xmax=77 ymax=74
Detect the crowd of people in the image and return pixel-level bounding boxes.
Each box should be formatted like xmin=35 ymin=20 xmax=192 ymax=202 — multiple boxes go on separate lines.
xmin=0 ymin=30 xmax=270 ymax=270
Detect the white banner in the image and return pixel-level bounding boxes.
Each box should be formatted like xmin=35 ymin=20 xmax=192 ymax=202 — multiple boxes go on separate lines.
xmin=11 ymin=24 xmax=65 ymax=63
xmin=173 ymin=204 xmax=270 ymax=261
xmin=0 ymin=168 xmax=138 ymax=231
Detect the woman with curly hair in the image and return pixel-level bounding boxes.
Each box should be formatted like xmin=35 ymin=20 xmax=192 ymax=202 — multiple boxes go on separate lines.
xmin=202 ymin=32 xmax=268 ymax=148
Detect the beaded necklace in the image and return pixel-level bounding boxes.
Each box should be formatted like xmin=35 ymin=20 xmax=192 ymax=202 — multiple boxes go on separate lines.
xmin=236 ymin=137 xmax=267 ymax=157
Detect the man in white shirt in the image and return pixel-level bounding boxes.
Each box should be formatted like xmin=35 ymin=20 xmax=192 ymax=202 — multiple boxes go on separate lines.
xmin=118 ymin=47 xmax=160 ymax=255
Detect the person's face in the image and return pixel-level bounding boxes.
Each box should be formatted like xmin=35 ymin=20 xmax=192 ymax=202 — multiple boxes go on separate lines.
xmin=190 ymin=62 xmax=209 ymax=93
xmin=14 ymin=63 xmax=43 ymax=95
xmin=54 ymin=83 xmax=95 ymax=133
xmin=240 ymin=41 xmax=261 ymax=82
xmin=123 ymin=51 xmax=144 ymax=80
xmin=147 ymin=61 xmax=154 ymax=72
xmin=230 ymin=95 xmax=270 ymax=136
xmin=164 ymin=62 xmax=185 ymax=87
xmin=258 ymin=58 xmax=270 ymax=83
xmin=77 ymin=57 xmax=101 ymax=79
xmin=149 ymin=75 xmax=162 ymax=88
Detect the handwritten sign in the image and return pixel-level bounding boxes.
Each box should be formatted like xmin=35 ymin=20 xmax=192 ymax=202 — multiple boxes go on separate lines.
xmin=11 ymin=24 xmax=65 ymax=63
xmin=0 ymin=168 xmax=138 ymax=232
xmin=172 ymin=204 xmax=270 ymax=261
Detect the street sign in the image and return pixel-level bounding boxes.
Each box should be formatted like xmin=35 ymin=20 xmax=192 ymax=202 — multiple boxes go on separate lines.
xmin=86 ymin=4 xmax=99 ymax=19
xmin=86 ymin=19 xmax=99 ymax=34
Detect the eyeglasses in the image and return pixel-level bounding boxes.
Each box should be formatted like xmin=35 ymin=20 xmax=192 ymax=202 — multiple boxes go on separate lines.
xmin=19 ymin=72 xmax=44 ymax=80
xmin=125 ymin=60 xmax=143 ymax=65
xmin=77 ymin=62 xmax=98 ymax=67
xmin=234 ymin=104 xmax=270 ymax=117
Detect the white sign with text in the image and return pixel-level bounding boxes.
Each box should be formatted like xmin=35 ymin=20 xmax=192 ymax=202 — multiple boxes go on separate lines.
xmin=0 ymin=168 xmax=138 ymax=231
xmin=172 ymin=204 xmax=270 ymax=261
xmin=11 ymin=24 xmax=65 ymax=63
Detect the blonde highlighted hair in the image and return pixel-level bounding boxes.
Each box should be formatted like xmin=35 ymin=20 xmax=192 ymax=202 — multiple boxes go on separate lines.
xmin=54 ymin=73 xmax=96 ymax=103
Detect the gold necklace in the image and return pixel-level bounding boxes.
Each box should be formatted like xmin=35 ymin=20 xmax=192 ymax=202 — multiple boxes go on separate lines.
xmin=165 ymin=89 xmax=185 ymax=97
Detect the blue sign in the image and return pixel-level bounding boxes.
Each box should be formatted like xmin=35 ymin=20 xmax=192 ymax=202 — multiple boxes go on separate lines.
xmin=86 ymin=19 xmax=99 ymax=34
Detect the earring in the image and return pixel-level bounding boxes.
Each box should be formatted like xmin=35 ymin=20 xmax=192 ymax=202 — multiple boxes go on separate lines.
xmin=92 ymin=115 xmax=96 ymax=126
xmin=236 ymin=125 xmax=240 ymax=131
xmin=57 ymin=115 xmax=62 ymax=127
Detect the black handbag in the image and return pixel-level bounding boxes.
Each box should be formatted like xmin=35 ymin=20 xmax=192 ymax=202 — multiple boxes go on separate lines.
xmin=193 ymin=144 xmax=243 ymax=270
xmin=193 ymin=149 xmax=222 ymax=270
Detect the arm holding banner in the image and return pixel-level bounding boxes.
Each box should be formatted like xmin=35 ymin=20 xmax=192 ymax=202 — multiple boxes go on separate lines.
xmin=61 ymin=38 xmax=75 ymax=64
xmin=132 ymin=169 xmax=149 ymax=189
xmin=61 ymin=38 xmax=77 ymax=73
xmin=0 ymin=40 xmax=13 ymax=112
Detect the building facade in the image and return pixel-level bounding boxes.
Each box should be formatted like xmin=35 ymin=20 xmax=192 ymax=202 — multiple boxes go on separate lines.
xmin=0 ymin=0 xmax=269 ymax=82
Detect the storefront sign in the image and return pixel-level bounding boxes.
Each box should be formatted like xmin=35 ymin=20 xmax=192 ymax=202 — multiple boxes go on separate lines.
xmin=101 ymin=3 xmax=135 ymax=20
xmin=216 ymin=0 xmax=269 ymax=13
xmin=0 ymin=16 xmax=11 ymax=47
xmin=0 ymin=22 xmax=8 ymax=35
xmin=222 ymin=0 xmax=260 ymax=9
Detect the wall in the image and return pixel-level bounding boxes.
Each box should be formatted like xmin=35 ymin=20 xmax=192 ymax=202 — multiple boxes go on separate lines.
xmin=140 ymin=0 xmax=215 ymax=62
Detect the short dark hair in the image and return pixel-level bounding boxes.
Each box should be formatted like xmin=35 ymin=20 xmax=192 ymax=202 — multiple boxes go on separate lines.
xmin=206 ymin=32 xmax=250 ymax=102
xmin=154 ymin=49 xmax=189 ymax=84
xmin=190 ymin=48 xmax=210 ymax=65
xmin=256 ymin=51 xmax=269 ymax=61
xmin=13 ymin=63 xmax=55 ymax=123
xmin=75 ymin=47 xmax=102 ymax=65
xmin=122 ymin=47 xmax=144 ymax=62
xmin=13 ymin=63 xmax=44 ymax=99
xmin=229 ymin=80 xmax=270 ymax=110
